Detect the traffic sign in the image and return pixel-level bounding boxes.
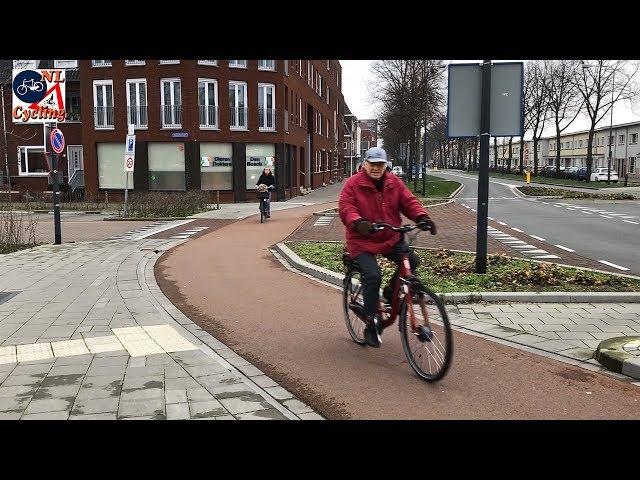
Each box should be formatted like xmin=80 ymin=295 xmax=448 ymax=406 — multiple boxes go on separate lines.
xmin=50 ymin=128 xmax=65 ymax=154
xmin=124 ymin=154 xmax=135 ymax=172
xmin=126 ymin=135 xmax=136 ymax=156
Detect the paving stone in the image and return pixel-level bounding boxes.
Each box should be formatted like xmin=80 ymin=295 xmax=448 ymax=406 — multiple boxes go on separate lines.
xmin=53 ymin=354 xmax=93 ymax=366
xmin=218 ymin=393 xmax=272 ymax=415
xmin=0 ymin=385 xmax=38 ymax=398
xmin=48 ymin=364 xmax=90 ymax=376
xmin=164 ymin=376 xmax=200 ymax=390
xmin=165 ymin=389 xmax=187 ymax=404
xmin=166 ymin=402 xmax=190 ymax=420
xmin=282 ymin=398 xmax=314 ymax=415
xmin=120 ymin=388 xmax=163 ymax=402
xmin=263 ymin=386 xmax=294 ymax=400
xmin=85 ymin=365 xmax=127 ymax=377
xmin=297 ymin=412 xmax=324 ymax=420
xmin=164 ymin=365 xmax=190 ymax=378
xmin=23 ymin=397 xmax=75 ymax=415
xmin=81 ymin=375 xmax=124 ymax=388
xmin=40 ymin=374 xmax=84 ymax=387
xmin=235 ymin=364 xmax=264 ymax=377
xmin=186 ymin=387 xmax=214 ymax=402
xmin=235 ymin=408 xmax=288 ymax=420
xmin=0 ymin=395 xmax=31 ymax=412
xmin=189 ymin=399 xmax=227 ymax=418
xmin=184 ymin=364 xmax=229 ymax=378
xmin=118 ymin=399 xmax=164 ymax=419
xmin=33 ymin=385 xmax=81 ymax=400
xmin=76 ymin=385 xmax=121 ymax=401
xmin=123 ymin=365 xmax=164 ymax=378
xmin=122 ymin=375 xmax=164 ymax=390
xmin=0 ymin=411 xmax=22 ymax=419
xmin=2 ymin=374 xmax=45 ymax=387
xmin=69 ymin=413 xmax=117 ymax=420
xmin=251 ymin=375 xmax=279 ymax=389
xmin=72 ymin=397 xmax=120 ymax=415
xmin=21 ymin=410 xmax=70 ymax=420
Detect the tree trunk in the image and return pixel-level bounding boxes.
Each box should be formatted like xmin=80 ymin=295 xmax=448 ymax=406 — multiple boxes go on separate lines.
xmin=533 ymin=138 xmax=539 ymax=174
xmin=507 ymin=137 xmax=513 ymax=173
xmin=555 ymin=121 xmax=562 ymax=174
xmin=586 ymin=127 xmax=595 ymax=182
xmin=493 ymin=137 xmax=498 ymax=170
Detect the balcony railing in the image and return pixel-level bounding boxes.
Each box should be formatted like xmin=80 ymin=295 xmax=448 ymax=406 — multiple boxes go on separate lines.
xmin=127 ymin=105 xmax=148 ymax=128
xmin=159 ymin=60 xmax=180 ymax=64
xmin=161 ymin=104 xmax=182 ymax=128
xmin=259 ymin=108 xmax=276 ymax=131
xmin=125 ymin=60 xmax=145 ymax=66
xmin=229 ymin=60 xmax=247 ymax=68
xmin=94 ymin=106 xmax=114 ymax=129
xmin=92 ymin=60 xmax=111 ymax=67
xmin=198 ymin=60 xmax=217 ymax=66
xmin=199 ymin=105 xmax=219 ymax=128
xmin=229 ymin=107 xmax=248 ymax=129
xmin=67 ymin=107 xmax=81 ymax=122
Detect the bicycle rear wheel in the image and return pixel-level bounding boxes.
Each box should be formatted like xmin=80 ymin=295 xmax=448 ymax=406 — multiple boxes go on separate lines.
xmin=260 ymin=202 xmax=264 ymax=223
xmin=399 ymin=285 xmax=453 ymax=382
xmin=343 ymin=270 xmax=367 ymax=345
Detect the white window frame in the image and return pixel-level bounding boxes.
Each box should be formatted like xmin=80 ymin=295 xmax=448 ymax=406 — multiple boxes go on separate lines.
xmin=198 ymin=60 xmax=218 ymax=66
xmin=198 ymin=78 xmax=219 ymax=130
xmin=159 ymin=60 xmax=180 ymax=64
xmin=126 ymin=79 xmax=148 ymax=130
xmin=631 ymin=133 xmax=638 ymax=144
xmin=92 ymin=60 xmax=112 ymax=67
xmin=54 ymin=60 xmax=78 ymax=69
xmin=327 ymin=60 xmax=330 ymax=70
xmin=125 ymin=60 xmax=146 ymax=66
xmin=229 ymin=60 xmax=247 ymax=68
xmin=160 ymin=78 xmax=182 ymax=129
xmin=17 ymin=146 xmax=47 ymax=176
xmin=299 ymin=98 xmax=302 ymax=127
xmin=229 ymin=81 xmax=248 ymax=130
xmin=258 ymin=60 xmax=275 ymax=71
xmin=327 ymin=86 xmax=330 ymax=105
xmin=93 ymin=79 xmax=114 ymax=129
xmin=258 ymin=83 xmax=276 ymax=131
xmin=299 ymin=60 xmax=303 ymax=76
xmin=630 ymin=157 xmax=636 ymax=173
xmin=619 ymin=134 xmax=625 ymax=145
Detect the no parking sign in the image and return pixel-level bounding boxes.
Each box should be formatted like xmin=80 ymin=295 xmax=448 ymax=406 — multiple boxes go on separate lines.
xmin=50 ymin=128 xmax=65 ymax=154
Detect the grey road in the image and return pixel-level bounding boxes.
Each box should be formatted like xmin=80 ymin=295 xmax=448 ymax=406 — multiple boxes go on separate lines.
xmin=435 ymin=169 xmax=640 ymax=275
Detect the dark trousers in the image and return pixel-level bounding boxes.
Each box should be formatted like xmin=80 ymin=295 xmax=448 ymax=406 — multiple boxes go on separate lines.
xmin=355 ymin=242 xmax=420 ymax=317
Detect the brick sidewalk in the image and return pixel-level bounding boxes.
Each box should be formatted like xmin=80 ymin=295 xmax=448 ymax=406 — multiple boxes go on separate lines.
xmin=286 ymin=201 xmax=627 ymax=275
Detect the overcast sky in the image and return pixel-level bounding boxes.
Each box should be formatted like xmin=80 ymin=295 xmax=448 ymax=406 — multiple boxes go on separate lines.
xmin=339 ymin=60 xmax=640 ymax=138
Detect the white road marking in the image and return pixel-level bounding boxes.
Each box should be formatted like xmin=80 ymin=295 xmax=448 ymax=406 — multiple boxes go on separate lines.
xmin=511 ymin=244 xmax=537 ymax=249
xmin=582 ymin=211 xmax=594 ymax=215
xmin=511 ymin=227 xmax=524 ymax=233
xmin=530 ymin=235 xmax=546 ymax=241
xmin=621 ymin=216 xmax=637 ymax=219
xmin=16 ymin=343 xmax=53 ymax=362
xmin=532 ymin=255 xmax=561 ymax=259
xmin=600 ymin=215 xmax=613 ymax=219
xmin=522 ymin=249 xmax=549 ymax=254
xmin=598 ymin=260 xmax=630 ymax=271
xmin=497 ymin=221 xmax=507 ymax=226
xmin=132 ymin=219 xmax=196 ymax=240
xmin=554 ymin=245 xmax=575 ymax=253
xmin=623 ymin=220 xmax=639 ymax=225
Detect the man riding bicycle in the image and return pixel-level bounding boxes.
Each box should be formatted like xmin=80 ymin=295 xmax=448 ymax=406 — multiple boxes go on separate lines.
xmin=339 ymin=146 xmax=437 ymax=347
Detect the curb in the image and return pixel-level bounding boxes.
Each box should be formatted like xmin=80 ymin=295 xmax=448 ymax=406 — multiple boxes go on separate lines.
xmin=515 ymin=186 xmax=637 ymax=200
xmin=104 ymin=217 xmax=191 ymax=221
xmin=276 ymin=242 xmax=640 ymax=303
xmin=595 ymin=336 xmax=640 ymax=380
xmin=448 ymin=182 xmax=464 ymax=199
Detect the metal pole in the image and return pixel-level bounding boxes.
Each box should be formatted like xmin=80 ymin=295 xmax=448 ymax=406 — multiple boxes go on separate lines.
xmin=124 ymin=171 xmax=129 ymax=217
xmin=608 ymin=70 xmax=614 ymax=185
xmin=0 ymin=85 xmax=11 ymax=193
xmin=476 ymin=59 xmax=492 ymax=274
xmin=52 ymin=153 xmax=62 ymax=244
xmin=422 ymin=123 xmax=427 ymax=196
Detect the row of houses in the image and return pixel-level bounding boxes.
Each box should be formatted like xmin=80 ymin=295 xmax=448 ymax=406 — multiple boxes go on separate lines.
xmin=340 ymin=109 xmax=377 ymax=175
xmin=453 ymin=122 xmax=640 ymax=180
xmin=1 ymin=59 xmax=347 ymax=203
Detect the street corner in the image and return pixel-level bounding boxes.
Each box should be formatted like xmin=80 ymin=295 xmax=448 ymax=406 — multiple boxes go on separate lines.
xmin=595 ymin=336 xmax=640 ymax=379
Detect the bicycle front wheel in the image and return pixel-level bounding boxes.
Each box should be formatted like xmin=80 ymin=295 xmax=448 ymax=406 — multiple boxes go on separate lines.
xmin=343 ymin=270 xmax=367 ymax=345
xmin=399 ymin=285 xmax=453 ymax=382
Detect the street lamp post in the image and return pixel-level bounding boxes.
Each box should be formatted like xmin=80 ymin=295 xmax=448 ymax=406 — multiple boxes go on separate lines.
xmin=607 ymin=71 xmax=615 ymax=185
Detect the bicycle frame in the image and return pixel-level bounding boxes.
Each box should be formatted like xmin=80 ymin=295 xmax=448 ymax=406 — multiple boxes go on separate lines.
xmin=378 ymin=231 xmax=430 ymax=335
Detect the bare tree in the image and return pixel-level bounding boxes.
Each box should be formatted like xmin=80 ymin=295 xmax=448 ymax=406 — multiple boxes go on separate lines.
xmin=526 ymin=61 xmax=551 ymax=174
xmin=575 ymin=60 xmax=640 ymax=180
xmin=546 ymin=60 xmax=584 ymax=174
xmin=507 ymin=136 xmax=513 ymax=173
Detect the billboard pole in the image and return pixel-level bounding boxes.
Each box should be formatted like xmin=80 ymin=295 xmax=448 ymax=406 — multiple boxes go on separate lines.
xmin=475 ymin=60 xmax=492 ymax=274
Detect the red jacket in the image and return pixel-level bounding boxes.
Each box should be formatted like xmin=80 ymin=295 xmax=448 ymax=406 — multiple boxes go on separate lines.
xmin=339 ymin=170 xmax=430 ymax=258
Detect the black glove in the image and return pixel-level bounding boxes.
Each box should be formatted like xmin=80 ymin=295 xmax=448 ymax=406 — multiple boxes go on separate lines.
xmin=354 ymin=219 xmax=374 ymax=236
xmin=416 ymin=216 xmax=437 ymax=235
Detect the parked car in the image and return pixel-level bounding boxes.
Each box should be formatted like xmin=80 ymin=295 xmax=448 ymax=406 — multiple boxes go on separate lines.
xmin=564 ymin=166 xmax=581 ymax=179
xmin=574 ymin=167 xmax=589 ymax=181
xmin=392 ymin=166 xmax=405 ymax=178
xmin=590 ymin=168 xmax=619 ymax=182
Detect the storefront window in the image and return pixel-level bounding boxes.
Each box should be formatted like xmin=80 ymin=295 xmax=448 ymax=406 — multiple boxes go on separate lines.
xmin=148 ymin=142 xmax=185 ymax=191
xmin=246 ymin=143 xmax=275 ymax=188
xmin=98 ymin=143 xmax=132 ymax=189
xmin=200 ymin=143 xmax=233 ymax=190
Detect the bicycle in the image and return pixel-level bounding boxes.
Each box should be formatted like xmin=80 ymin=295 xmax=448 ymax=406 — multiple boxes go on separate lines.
xmin=257 ymin=184 xmax=275 ymax=223
xmin=342 ymin=222 xmax=453 ymax=382
xmin=16 ymin=78 xmax=44 ymax=96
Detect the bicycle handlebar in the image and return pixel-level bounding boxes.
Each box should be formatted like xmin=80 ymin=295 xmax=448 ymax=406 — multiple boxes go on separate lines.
xmin=370 ymin=222 xmax=430 ymax=233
